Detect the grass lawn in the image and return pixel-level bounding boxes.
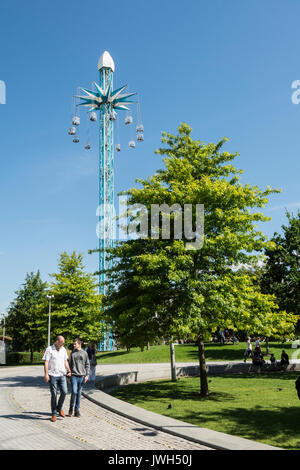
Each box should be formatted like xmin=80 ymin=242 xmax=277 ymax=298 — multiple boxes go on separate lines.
xmin=111 ymin=372 xmax=300 ymax=450
xmin=98 ymin=342 xmax=293 ymax=364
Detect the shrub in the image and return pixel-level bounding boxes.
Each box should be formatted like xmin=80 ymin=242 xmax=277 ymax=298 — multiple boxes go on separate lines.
xmin=6 ymin=351 xmax=43 ymax=365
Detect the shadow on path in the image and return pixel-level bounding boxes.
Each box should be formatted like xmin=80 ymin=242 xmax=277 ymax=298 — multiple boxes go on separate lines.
xmin=2 ymin=411 xmax=52 ymax=422
xmin=0 ymin=375 xmax=45 ymax=388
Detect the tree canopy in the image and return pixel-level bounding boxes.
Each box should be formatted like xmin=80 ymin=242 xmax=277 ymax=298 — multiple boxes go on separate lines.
xmin=48 ymin=251 xmax=103 ymax=346
xmin=6 ymin=271 xmax=48 ymax=361
xmin=102 ymin=123 xmax=298 ymax=395
xmin=261 ymin=211 xmax=300 ymax=321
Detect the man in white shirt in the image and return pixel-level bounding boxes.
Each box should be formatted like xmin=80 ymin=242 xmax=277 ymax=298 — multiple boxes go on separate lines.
xmin=43 ymin=335 xmax=71 ymax=422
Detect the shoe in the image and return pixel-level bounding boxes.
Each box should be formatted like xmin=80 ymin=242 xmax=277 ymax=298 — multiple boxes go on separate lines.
xmin=75 ymin=411 xmax=81 ymax=418
xmin=51 ymin=415 xmax=56 ymax=422
xmin=68 ymin=408 xmax=73 ymax=417
xmin=58 ymin=409 xmax=65 ymax=418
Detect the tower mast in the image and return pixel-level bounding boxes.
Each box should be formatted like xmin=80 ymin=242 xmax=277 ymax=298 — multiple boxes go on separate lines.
xmin=72 ymin=51 xmax=140 ymax=350
xmin=98 ymin=52 xmax=115 ymax=294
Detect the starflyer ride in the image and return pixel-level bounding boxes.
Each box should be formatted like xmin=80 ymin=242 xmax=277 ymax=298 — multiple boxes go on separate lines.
xmin=68 ymin=52 xmax=144 ymax=350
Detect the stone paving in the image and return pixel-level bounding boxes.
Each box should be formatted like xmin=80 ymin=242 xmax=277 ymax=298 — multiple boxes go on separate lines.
xmin=0 ymin=366 xmax=210 ymax=450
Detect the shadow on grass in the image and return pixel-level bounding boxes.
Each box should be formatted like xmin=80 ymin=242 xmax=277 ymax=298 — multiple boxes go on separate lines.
xmin=112 ymin=373 xmax=300 ymax=403
xmin=186 ymin=344 xmax=244 ymax=362
xmin=112 ymin=380 xmax=236 ymax=403
xmin=177 ymin=406 xmax=300 ymax=449
xmin=209 ymin=372 xmax=300 ymax=382
xmin=98 ymin=350 xmax=130 ymax=360
xmin=112 ymin=373 xmax=300 ymax=449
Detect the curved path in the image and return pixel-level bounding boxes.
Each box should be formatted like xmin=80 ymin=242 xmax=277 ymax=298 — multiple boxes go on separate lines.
xmin=0 ymin=365 xmax=210 ymax=450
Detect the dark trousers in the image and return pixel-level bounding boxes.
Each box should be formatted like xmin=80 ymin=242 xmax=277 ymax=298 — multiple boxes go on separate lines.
xmin=49 ymin=375 xmax=67 ymax=415
xmin=244 ymin=349 xmax=253 ymax=359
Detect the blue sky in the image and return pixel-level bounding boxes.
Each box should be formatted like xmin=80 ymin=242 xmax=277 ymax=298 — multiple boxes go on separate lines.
xmin=0 ymin=0 xmax=299 ymax=313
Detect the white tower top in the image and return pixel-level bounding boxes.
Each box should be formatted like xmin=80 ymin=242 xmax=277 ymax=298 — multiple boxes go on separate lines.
xmin=98 ymin=51 xmax=115 ymax=72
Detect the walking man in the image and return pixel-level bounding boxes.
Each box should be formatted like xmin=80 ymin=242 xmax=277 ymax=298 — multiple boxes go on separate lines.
xmin=43 ymin=335 xmax=71 ymax=422
xmin=68 ymin=338 xmax=90 ymax=417
xmin=244 ymin=337 xmax=253 ymax=362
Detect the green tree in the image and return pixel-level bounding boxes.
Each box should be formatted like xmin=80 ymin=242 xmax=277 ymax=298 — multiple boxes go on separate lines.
xmin=262 ymin=211 xmax=300 ymax=322
xmin=6 ymin=271 xmax=48 ymax=362
xmin=49 ymin=251 xmax=103 ymax=345
xmin=102 ymin=245 xmax=167 ymax=352
xmin=103 ymin=124 xmax=298 ymax=396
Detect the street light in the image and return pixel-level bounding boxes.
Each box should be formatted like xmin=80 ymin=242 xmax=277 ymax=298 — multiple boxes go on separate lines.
xmin=1 ymin=313 xmax=6 ymax=365
xmin=1 ymin=313 xmax=5 ymax=342
xmin=46 ymin=295 xmax=54 ymax=347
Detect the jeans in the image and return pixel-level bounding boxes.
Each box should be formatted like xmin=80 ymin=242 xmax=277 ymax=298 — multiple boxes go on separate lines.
xmin=89 ymin=363 xmax=96 ymax=382
xmin=70 ymin=376 xmax=84 ymax=412
xmin=49 ymin=375 xmax=67 ymax=415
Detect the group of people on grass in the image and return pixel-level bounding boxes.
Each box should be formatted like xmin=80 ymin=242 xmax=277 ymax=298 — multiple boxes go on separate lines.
xmin=243 ymin=336 xmax=290 ymax=368
xmin=216 ymin=328 xmax=238 ymax=344
xmin=43 ymin=336 xmax=97 ymax=422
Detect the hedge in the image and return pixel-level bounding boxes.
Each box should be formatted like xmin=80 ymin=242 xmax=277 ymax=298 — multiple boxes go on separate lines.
xmin=6 ymin=351 xmax=44 ymax=365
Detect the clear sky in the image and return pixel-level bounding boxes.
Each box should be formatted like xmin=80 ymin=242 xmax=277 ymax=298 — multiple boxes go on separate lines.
xmin=0 ymin=0 xmax=299 ymax=313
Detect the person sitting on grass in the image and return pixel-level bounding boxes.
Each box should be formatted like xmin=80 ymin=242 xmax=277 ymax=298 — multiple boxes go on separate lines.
xmin=270 ymin=353 xmax=276 ymax=366
xmin=252 ymin=349 xmax=265 ymax=367
xmin=280 ymin=350 xmax=290 ymax=369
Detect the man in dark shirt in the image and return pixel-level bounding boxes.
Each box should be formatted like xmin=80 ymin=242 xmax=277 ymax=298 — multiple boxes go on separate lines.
xmin=68 ymin=338 xmax=90 ymax=417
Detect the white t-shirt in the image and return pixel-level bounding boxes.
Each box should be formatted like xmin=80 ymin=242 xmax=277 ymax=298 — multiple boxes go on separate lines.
xmin=42 ymin=345 xmax=68 ymax=377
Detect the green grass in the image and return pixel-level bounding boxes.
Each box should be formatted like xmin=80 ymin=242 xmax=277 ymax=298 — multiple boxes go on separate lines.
xmin=111 ymin=372 xmax=300 ymax=450
xmin=98 ymin=342 xmax=293 ymax=364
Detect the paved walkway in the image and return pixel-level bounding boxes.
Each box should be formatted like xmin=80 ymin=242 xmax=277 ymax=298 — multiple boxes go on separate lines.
xmin=2 ymin=360 xmax=298 ymax=450
xmin=0 ymin=365 xmax=210 ymax=450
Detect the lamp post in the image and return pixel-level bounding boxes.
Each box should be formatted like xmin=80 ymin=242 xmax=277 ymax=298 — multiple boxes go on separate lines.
xmin=2 ymin=313 xmax=5 ymax=343
xmin=1 ymin=313 xmax=5 ymax=364
xmin=46 ymin=295 xmax=54 ymax=347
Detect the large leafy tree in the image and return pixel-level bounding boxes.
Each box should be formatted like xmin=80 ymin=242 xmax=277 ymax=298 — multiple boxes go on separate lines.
xmin=103 ymin=124 xmax=297 ymax=396
xmin=261 ymin=211 xmax=300 ymax=321
xmin=6 ymin=271 xmax=48 ymax=361
xmin=48 ymin=251 xmax=103 ymax=346
xmin=102 ymin=240 xmax=170 ymax=351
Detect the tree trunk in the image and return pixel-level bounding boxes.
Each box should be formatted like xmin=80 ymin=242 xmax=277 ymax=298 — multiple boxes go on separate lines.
xmin=147 ymin=342 xmax=150 ymax=351
xmin=197 ymin=331 xmax=209 ymax=396
xmin=265 ymin=337 xmax=269 ymax=356
xmin=30 ymin=347 xmax=34 ymax=364
xmin=170 ymin=342 xmax=177 ymax=382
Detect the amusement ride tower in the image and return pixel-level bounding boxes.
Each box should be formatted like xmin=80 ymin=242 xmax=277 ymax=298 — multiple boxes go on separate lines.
xmin=68 ymin=51 xmax=144 ymax=350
